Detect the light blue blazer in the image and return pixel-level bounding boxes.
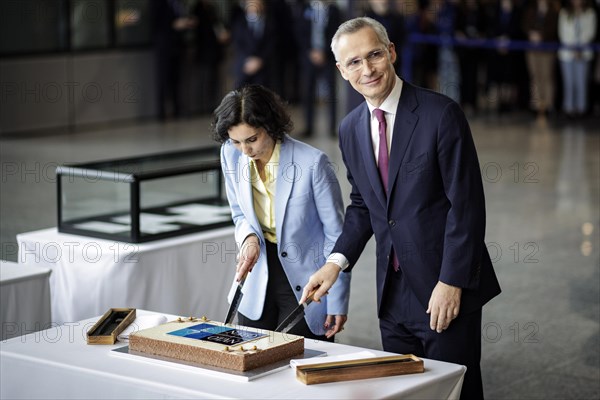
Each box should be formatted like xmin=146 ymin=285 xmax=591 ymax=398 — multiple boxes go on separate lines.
xmin=222 ymin=135 xmax=351 ymax=335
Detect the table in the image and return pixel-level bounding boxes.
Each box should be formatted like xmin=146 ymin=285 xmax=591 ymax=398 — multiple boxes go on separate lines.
xmin=1 ymin=260 xmax=52 ymax=340
xmin=0 ymin=310 xmax=466 ymax=399
xmin=16 ymin=227 xmax=237 ymax=324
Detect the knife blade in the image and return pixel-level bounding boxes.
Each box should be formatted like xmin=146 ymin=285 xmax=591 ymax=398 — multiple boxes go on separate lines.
xmin=275 ymin=291 xmax=315 ymax=333
xmin=224 ymin=271 xmax=248 ymax=325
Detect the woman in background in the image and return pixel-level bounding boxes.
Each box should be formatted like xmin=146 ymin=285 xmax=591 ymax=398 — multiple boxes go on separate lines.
xmin=558 ymin=0 xmax=597 ymax=118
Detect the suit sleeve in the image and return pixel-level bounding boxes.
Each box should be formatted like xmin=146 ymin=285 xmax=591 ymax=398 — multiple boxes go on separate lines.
xmin=436 ymin=102 xmax=486 ymax=289
xmin=220 ymin=144 xmax=262 ymax=247
xmin=331 ymin=131 xmax=374 ymax=271
xmin=311 ymin=152 xmax=351 ymax=315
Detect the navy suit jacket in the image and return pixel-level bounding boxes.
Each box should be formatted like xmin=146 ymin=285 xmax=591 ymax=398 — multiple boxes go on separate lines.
xmin=333 ymin=81 xmax=501 ymax=317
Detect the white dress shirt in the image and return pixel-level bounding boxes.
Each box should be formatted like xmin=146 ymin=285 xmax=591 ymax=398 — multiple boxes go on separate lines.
xmin=328 ymin=76 xmax=404 ymax=270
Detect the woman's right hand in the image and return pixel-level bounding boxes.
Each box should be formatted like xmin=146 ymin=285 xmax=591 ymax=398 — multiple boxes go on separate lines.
xmin=236 ymin=234 xmax=260 ymax=282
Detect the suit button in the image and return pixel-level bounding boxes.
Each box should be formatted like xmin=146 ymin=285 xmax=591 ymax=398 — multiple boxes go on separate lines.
xmin=281 ymin=252 xmax=288 ymax=257
xmin=388 ymin=220 xmax=395 ymax=227
xmin=295 ymin=285 xmax=301 ymax=291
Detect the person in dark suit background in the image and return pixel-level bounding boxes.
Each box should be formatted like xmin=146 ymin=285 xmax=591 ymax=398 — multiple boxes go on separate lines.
xmin=153 ymin=0 xmax=197 ymax=120
xmin=301 ymin=17 xmax=501 ymax=399
xmin=229 ymin=0 xmax=276 ymax=89
xmin=292 ymin=0 xmax=342 ymax=137
xmin=270 ymin=0 xmax=298 ymax=101
xmin=192 ymin=0 xmax=229 ymax=114
xmin=484 ymin=0 xmax=527 ymax=114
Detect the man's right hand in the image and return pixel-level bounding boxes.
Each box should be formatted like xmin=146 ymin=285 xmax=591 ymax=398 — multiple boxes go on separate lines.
xmin=300 ymin=262 xmax=341 ymax=304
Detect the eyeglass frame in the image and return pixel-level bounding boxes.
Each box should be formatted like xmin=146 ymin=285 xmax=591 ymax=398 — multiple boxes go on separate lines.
xmin=339 ymin=44 xmax=392 ymax=72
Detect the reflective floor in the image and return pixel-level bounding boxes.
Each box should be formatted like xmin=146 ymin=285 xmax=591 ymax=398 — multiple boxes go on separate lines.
xmin=1 ymin=106 xmax=598 ymax=399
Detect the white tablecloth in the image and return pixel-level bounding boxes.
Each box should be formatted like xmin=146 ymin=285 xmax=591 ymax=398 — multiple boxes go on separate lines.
xmin=1 ymin=260 xmax=52 ymax=340
xmin=0 ymin=310 xmax=466 ymax=399
xmin=16 ymin=227 xmax=237 ymax=324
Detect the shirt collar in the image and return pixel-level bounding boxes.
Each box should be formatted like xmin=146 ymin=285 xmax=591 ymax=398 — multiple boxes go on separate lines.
xmin=367 ymin=76 xmax=403 ymax=118
xmin=250 ymin=141 xmax=281 ymax=181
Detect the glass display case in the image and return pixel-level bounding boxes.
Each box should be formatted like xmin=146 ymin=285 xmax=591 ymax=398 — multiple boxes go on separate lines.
xmin=57 ymin=146 xmax=232 ymax=243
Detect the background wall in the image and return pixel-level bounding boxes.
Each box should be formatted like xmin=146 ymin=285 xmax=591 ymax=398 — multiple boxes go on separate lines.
xmin=1 ymin=50 xmax=156 ymax=134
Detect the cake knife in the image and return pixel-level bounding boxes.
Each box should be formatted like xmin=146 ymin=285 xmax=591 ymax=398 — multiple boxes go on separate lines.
xmin=223 ymin=271 xmax=248 ymax=325
xmin=275 ymin=290 xmax=316 ymax=333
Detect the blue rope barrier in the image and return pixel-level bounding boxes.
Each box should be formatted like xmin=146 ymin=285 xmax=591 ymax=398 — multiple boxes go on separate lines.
xmin=407 ymin=33 xmax=600 ymax=52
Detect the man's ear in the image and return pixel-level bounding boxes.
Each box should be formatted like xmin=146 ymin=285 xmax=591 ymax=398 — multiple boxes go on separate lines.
xmin=336 ymin=63 xmax=349 ymax=81
xmin=388 ymin=42 xmax=397 ymax=65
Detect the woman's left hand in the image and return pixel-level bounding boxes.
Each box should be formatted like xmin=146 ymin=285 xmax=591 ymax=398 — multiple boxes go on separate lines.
xmin=324 ymin=314 xmax=348 ymax=338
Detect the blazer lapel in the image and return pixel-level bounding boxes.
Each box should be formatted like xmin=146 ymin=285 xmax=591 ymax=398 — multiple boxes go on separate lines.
xmin=388 ymin=83 xmax=419 ymax=200
xmin=275 ymin=137 xmax=294 ymax=240
xmin=357 ymin=105 xmax=387 ymax=209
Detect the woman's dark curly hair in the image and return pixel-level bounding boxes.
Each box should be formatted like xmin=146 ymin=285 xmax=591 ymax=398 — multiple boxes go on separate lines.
xmin=211 ymin=84 xmax=294 ymax=144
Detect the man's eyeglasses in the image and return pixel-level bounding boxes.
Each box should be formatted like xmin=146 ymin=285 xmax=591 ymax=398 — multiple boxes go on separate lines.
xmin=343 ymin=49 xmax=387 ymax=72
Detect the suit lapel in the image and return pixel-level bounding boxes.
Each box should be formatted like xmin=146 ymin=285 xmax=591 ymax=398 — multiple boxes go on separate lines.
xmin=357 ymin=105 xmax=387 ymax=209
xmin=388 ymin=83 xmax=419 ymax=200
xmin=275 ymin=137 xmax=294 ymax=241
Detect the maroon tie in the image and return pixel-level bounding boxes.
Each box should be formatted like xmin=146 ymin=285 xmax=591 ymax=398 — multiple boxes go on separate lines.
xmin=373 ymin=109 xmax=399 ymax=272
xmin=373 ymin=109 xmax=389 ymax=191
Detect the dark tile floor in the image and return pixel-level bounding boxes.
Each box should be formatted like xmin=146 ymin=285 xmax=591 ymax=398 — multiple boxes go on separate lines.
xmin=1 ymin=107 xmax=598 ymax=399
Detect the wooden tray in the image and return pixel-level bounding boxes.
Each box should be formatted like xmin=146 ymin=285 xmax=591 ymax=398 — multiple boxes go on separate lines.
xmin=296 ymin=354 xmax=424 ymax=385
xmin=87 ymin=308 xmax=136 ymax=345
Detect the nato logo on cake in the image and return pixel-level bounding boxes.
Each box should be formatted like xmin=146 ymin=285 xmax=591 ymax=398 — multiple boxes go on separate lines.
xmin=168 ymin=323 xmax=266 ymax=345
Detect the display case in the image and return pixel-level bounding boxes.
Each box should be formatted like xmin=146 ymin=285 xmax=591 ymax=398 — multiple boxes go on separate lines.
xmin=57 ymin=146 xmax=232 ymax=243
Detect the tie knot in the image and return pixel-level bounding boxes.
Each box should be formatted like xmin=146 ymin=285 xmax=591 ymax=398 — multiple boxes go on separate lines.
xmin=373 ymin=108 xmax=385 ymax=123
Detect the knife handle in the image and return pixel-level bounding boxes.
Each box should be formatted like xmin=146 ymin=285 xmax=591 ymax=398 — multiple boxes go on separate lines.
xmin=304 ymin=289 xmax=318 ymax=306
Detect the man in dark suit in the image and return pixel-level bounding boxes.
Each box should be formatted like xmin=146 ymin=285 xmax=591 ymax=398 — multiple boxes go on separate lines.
xmin=229 ymin=0 xmax=276 ymax=89
xmin=153 ymin=0 xmax=196 ymax=120
xmin=301 ymin=17 xmax=501 ymax=399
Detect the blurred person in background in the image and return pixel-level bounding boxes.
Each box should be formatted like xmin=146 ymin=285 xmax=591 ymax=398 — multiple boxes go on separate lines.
xmin=192 ymin=0 xmax=229 ymax=114
xmin=154 ymin=0 xmax=197 ymax=120
xmin=395 ymin=0 xmax=423 ymax=83
xmin=455 ymin=0 xmax=485 ymax=115
xmin=522 ymin=0 xmax=560 ymax=122
xmin=433 ymin=0 xmax=461 ymax=102
xmin=557 ymin=0 xmax=597 ymax=118
xmin=486 ymin=0 xmax=526 ymax=113
xmin=293 ymin=0 xmax=342 ymax=137
xmin=229 ymin=0 xmax=276 ymax=88
xmin=270 ymin=0 xmax=298 ymax=102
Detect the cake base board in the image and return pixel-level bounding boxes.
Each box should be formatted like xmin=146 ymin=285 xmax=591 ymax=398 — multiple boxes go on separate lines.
xmin=111 ymin=345 xmax=326 ymax=382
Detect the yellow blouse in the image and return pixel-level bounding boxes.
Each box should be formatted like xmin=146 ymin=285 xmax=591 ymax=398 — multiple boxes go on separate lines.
xmin=250 ymin=142 xmax=280 ymax=243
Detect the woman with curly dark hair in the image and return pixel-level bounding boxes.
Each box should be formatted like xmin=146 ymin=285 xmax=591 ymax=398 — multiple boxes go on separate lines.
xmin=212 ymin=84 xmax=351 ymax=340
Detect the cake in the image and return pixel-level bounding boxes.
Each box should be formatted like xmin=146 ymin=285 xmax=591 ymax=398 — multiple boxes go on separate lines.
xmin=129 ymin=317 xmax=304 ymax=371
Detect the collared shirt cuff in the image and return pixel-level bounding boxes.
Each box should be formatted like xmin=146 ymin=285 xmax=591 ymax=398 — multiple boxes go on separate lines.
xmin=327 ymin=253 xmax=350 ymax=271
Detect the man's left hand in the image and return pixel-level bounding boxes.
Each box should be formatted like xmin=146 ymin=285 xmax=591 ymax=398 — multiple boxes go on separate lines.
xmin=426 ymin=281 xmax=462 ymax=333
xmin=324 ymin=314 xmax=347 ymax=338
